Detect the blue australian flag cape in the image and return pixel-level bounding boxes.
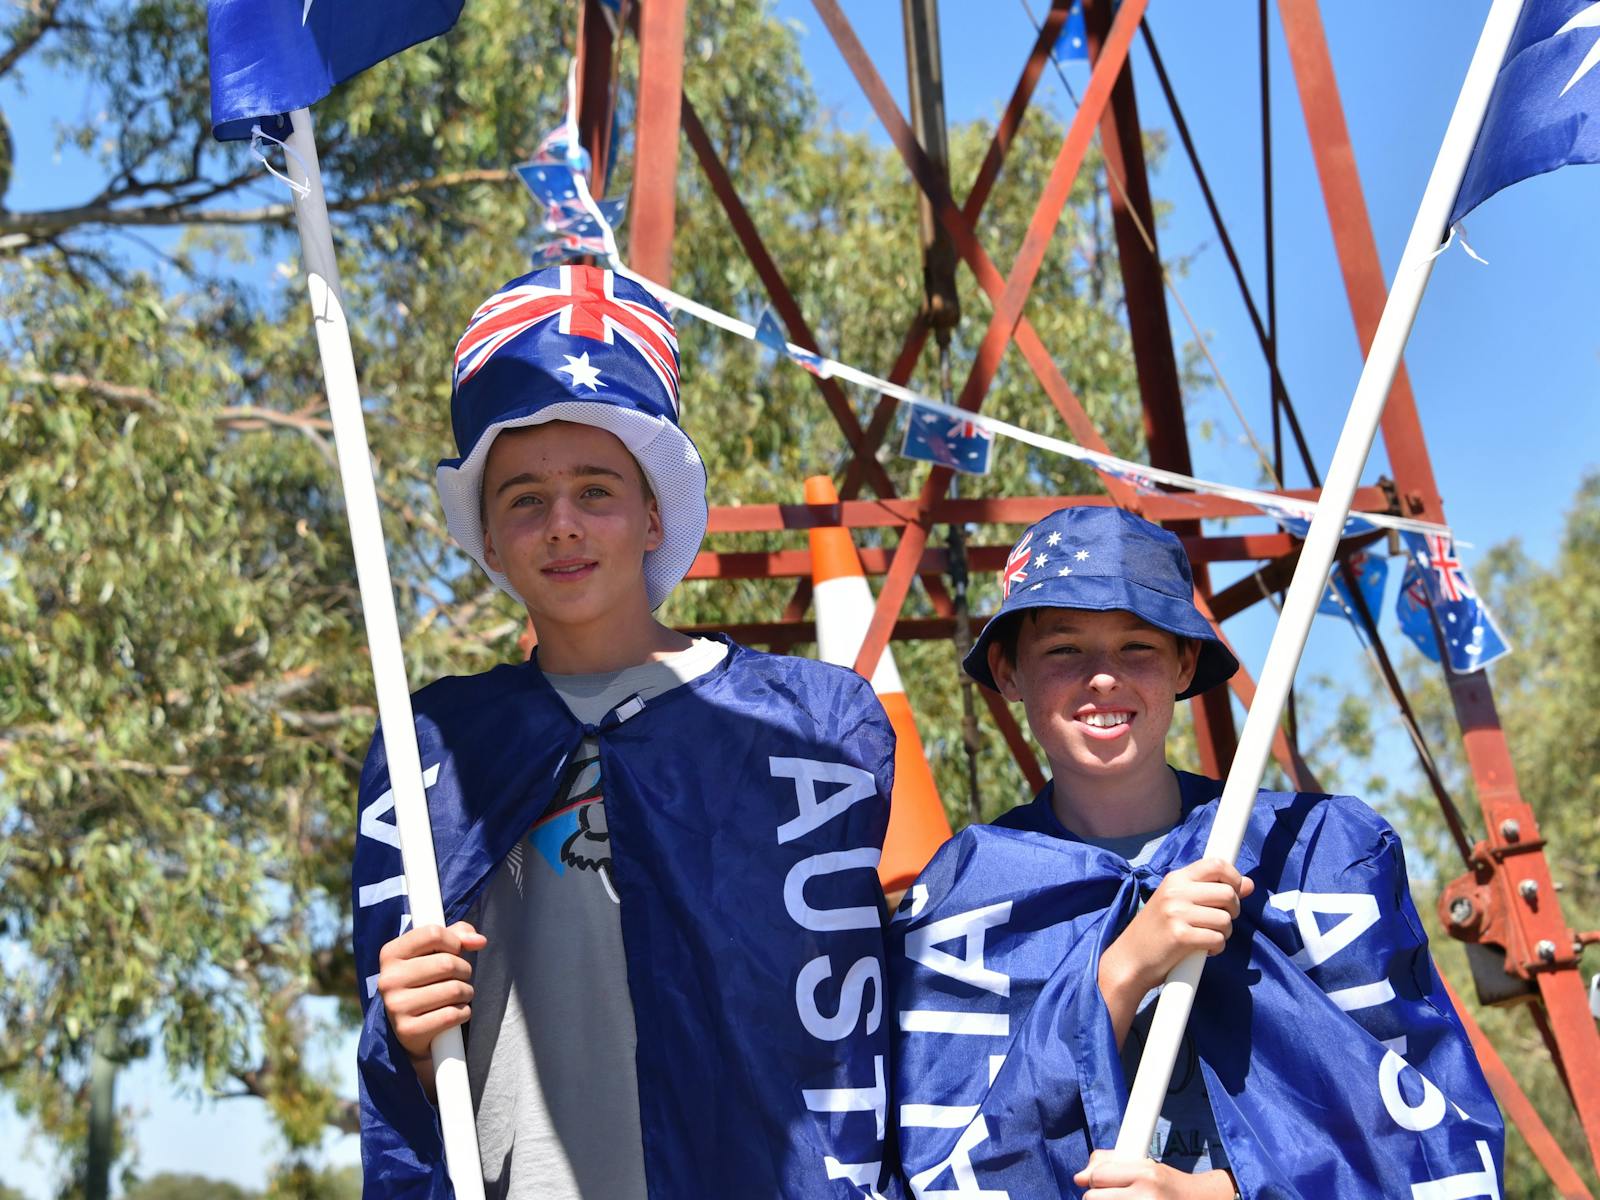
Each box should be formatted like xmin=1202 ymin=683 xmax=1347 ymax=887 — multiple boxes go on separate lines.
xmin=354 ymin=637 xmax=904 ymax=1199
xmin=890 ymin=772 xmax=1504 ymax=1199
xmin=208 ymin=0 xmax=463 ymax=140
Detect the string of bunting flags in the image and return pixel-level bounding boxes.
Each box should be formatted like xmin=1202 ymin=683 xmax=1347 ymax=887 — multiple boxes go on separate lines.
xmin=507 ymin=73 xmax=1510 ymax=673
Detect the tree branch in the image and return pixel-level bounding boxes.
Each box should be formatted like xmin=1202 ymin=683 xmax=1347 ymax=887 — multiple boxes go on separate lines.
xmin=11 ymin=371 xmax=336 ymax=462
xmin=229 ymin=1065 xmax=361 ymax=1135
xmin=0 ymin=167 xmax=515 ymax=246
xmin=0 ymin=0 xmax=64 ymax=81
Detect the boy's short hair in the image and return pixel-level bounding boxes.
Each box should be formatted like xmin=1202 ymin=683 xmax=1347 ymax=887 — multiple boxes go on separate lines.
xmin=435 ymin=264 xmax=707 ymax=611
xmin=967 ymin=506 xmax=1238 ymax=699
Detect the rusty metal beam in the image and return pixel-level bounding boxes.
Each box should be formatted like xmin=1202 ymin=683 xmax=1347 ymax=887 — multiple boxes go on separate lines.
xmin=836 ymin=0 xmax=1070 ymax=502
xmin=1278 ymin=0 xmax=1600 ymax=1172
xmin=1084 ymin=0 xmax=1237 ymax=778
xmin=705 ymin=486 xmax=1390 ymax=534
xmin=679 ymin=96 xmax=900 ymax=500
xmin=686 ymin=533 xmax=1317 ymax=582
xmin=677 ymin=19 xmax=1053 ymax=635
xmin=574 ymin=0 xmax=616 ymax=190
xmin=672 ymin=85 xmax=1048 ymax=787
xmin=630 ymin=0 xmax=687 ymax=283
xmin=1440 ymin=974 xmax=1595 ymax=1200
xmin=809 ymin=0 xmax=1144 ymax=510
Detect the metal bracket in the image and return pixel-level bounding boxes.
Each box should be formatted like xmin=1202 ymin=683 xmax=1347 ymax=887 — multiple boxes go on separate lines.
xmin=1441 ymin=838 xmax=1583 ymax=1000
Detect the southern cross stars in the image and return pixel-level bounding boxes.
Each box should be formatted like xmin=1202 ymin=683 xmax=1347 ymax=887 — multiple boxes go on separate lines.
xmin=1074 ymin=549 xmax=1090 ymax=561
xmin=1033 ymin=553 xmax=1050 ymax=568
xmin=1058 ymin=566 xmax=1072 ymax=577
xmin=1558 ymin=2 xmax=1600 ymax=97
xmin=558 ymin=352 xmax=605 ymax=391
xmin=1046 ymin=531 xmax=1062 ymax=547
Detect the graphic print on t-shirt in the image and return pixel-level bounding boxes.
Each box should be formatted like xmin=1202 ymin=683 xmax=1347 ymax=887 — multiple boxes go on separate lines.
xmin=515 ymin=740 xmax=619 ymax=903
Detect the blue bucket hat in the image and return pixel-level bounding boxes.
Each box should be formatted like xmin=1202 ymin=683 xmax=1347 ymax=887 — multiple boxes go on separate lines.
xmin=435 ymin=264 xmax=708 ymax=610
xmin=964 ymin=506 xmax=1238 ymax=699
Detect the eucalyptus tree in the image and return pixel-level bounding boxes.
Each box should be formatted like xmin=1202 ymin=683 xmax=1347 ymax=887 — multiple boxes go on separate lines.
xmin=0 ymin=0 xmax=1163 ymax=1178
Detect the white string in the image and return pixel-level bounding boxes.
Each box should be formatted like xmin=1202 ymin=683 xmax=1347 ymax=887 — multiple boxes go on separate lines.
xmin=1455 ymin=221 xmax=1489 ymax=265
xmin=250 ymin=124 xmax=313 ymax=199
xmin=1418 ymin=221 xmax=1489 ymax=268
xmin=613 ymin=266 xmax=1454 ymax=542
xmin=541 ymin=59 xmax=1456 ymax=545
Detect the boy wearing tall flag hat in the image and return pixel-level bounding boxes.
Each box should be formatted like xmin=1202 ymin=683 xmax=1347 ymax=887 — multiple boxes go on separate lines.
xmin=889 ymin=506 xmax=1502 ymax=1198
xmin=352 ymin=264 xmax=900 ymax=1198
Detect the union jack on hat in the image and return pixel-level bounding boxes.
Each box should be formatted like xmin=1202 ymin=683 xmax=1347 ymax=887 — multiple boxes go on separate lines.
xmin=435 ymin=264 xmax=708 ymax=610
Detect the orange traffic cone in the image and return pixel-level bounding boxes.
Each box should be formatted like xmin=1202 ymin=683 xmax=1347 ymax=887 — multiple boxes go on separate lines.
xmin=805 ymin=475 xmax=952 ymax=901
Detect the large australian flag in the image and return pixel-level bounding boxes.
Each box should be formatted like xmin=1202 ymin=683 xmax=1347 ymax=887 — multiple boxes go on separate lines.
xmin=208 ymin=0 xmax=463 ymax=140
xmin=1452 ymin=1 xmax=1600 ymax=221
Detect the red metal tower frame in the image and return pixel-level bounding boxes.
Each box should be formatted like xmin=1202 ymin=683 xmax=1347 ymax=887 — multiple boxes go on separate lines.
xmin=575 ymin=0 xmax=1600 ymax=1189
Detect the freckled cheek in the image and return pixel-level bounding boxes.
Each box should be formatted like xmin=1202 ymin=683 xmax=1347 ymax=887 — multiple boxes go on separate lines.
xmin=1026 ymin=679 xmax=1086 ymax=731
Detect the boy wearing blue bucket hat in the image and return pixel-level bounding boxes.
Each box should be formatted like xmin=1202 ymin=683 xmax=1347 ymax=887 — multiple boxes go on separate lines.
xmin=890 ymin=507 xmax=1501 ymax=1199
xmin=351 ymin=265 xmax=901 ymax=1199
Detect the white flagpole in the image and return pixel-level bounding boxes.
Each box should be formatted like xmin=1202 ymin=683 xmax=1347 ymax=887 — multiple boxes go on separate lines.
xmin=282 ymin=107 xmax=486 ymax=1199
xmin=1113 ymin=0 xmax=1525 ymax=1162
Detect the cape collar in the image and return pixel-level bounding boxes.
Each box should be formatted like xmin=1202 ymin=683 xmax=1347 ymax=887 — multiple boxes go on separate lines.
xmin=997 ymin=770 xmax=1269 ymax=879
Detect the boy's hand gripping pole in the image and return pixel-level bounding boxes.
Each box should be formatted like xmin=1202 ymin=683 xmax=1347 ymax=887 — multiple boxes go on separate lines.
xmin=1111 ymin=0 xmax=1525 ymax=1163
xmin=283 ymin=107 xmax=487 ymax=1199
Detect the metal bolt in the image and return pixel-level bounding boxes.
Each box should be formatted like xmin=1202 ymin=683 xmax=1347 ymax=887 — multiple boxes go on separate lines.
xmin=1518 ymin=879 xmax=1539 ymax=902
xmin=1536 ymin=939 xmax=1557 ymax=963
xmin=1500 ymin=819 xmax=1521 ymax=842
xmin=1448 ymin=897 xmax=1475 ymax=926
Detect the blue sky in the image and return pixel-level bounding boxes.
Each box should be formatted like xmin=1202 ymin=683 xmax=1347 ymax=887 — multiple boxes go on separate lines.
xmin=4 ymin=1 xmax=1598 ymax=1194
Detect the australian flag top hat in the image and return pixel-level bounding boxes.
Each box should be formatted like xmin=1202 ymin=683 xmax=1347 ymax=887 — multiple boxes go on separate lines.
xmin=965 ymin=505 xmax=1239 ymax=700
xmin=435 ymin=264 xmax=708 ymax=610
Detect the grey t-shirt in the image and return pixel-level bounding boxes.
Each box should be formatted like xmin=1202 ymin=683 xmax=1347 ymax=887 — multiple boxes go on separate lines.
xmin=465 ymin=637 xmax=728 ymax=1200
xmin=1078 ymin=824 xmax=1231 ymax=1175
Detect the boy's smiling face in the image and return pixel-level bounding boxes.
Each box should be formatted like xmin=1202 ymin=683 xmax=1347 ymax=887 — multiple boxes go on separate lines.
xmin=480 ymin=421 xmax=661 ymax=636
xmin=989 ymin=607 xmax=1199 ymax=796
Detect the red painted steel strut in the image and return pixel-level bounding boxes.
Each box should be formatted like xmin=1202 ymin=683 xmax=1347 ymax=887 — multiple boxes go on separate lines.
xmin=630 ymin=0 xmax=687 ymax=285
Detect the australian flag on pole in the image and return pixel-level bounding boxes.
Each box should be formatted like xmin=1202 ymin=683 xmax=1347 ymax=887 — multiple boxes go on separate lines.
xmin=1395 ymin=531 xmax=1510 ymax=673
xmin=901 ymin=405 xmax=995 ymax=476
xmin=1451 ymin=1 xmax=1600 ymax=222
xmin=208 ymin=0 xmax=463 ymax=141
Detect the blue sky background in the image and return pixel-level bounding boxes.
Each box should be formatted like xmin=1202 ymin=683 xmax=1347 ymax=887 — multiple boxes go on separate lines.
xmin=3 ymin=1 xmax=1598 ymax=1194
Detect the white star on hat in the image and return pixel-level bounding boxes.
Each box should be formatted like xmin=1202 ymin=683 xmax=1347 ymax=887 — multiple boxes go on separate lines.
xmin=1058 ymin=565 xmax=1072 ymax=576
xmin=1075 ymin=549 xmax=1090 ymax=561
xmin=558 ymin=352 xmax=605 ymax=391
xmin=1046 ymin=532 xmax=1062 ymax=547
xmin=1034 ymin=553 xmax=1049 ymax=568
